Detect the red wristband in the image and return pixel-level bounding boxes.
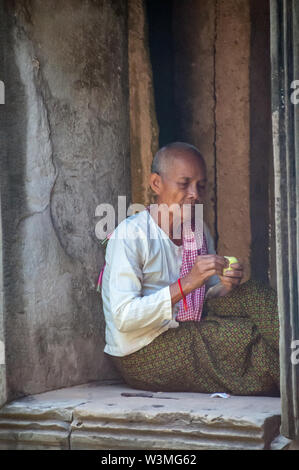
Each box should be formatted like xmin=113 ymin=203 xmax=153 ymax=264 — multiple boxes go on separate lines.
xmin=178 ymin=278 xmax=188 ymax=311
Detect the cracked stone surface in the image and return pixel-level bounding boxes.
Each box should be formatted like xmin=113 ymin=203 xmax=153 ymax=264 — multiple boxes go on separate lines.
xmin=0 ymin=0 xmax=129 ymax=402
xmin=0 ymin=382 xmax=282 ymax=450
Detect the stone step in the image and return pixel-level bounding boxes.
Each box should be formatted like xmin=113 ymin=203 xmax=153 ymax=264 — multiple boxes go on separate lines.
xmin=0 ymin=381 xmax=282 ymax=450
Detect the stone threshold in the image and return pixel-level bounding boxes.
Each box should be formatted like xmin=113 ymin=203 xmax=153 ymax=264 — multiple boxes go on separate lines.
xmin=0 ymin=380 xmax=288 ymax=450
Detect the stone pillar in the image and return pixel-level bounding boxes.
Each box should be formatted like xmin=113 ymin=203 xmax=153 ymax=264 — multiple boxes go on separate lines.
xmin=249 ymin=0 xmax=273 ymax=285
xmin=129 ymin=0 xmax=159 ymax=206
xmin=0 ymin=0 xmax=130 ymax=402
xmin=0 ymin=201 xmax=7 ymax=408
xmin=0 ymin=0 xmax=7 ymax=408
xmin=215 ymin=0 xmax=251 ymax=279
xmin=270 ymin=0 xmax=299 ymax=440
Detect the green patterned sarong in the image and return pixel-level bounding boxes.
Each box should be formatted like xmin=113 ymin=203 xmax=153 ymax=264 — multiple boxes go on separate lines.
xmin=108 ymin=279 xmax=280 ymax=396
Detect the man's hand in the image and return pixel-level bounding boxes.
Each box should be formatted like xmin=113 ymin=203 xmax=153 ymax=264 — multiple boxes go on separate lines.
xmin=170 ymin=254 xmax=229 ymax=305
xmin=184 ymin=254 xmax=229 ymax=291
xmin=218 ymin=262 xmax=244 ymax=293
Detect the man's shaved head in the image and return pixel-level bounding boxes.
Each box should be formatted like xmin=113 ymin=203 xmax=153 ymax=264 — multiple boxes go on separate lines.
xmin=151 ymin=142 xmax=205 ymax=176
xmin=149 ymin=140 xmax=207 ymax=211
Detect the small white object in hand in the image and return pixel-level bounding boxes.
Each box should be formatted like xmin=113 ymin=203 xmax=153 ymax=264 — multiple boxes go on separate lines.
xmin=210 ymin=392 xmax=231 ymax=398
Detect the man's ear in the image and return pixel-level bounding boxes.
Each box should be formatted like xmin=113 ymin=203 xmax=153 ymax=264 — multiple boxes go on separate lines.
xmin=149 ymin=173 xmax=162 ymax=196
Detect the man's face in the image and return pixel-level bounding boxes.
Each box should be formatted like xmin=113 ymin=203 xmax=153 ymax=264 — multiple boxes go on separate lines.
xmin=153 ymin=152 xmax=207 ymax=214
xmin=149 ymin=151 xmax=208 ymax=234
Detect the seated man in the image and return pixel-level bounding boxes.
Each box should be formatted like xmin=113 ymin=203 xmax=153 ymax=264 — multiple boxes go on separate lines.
xmin=101 ymin=142 xmax=280 ymax=396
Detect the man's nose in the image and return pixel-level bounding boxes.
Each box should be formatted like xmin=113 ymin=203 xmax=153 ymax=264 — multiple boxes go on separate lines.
xmin=187 ymin=183 xmax=200 ymax=200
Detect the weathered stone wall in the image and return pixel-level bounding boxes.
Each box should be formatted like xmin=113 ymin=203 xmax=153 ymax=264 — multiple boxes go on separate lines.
xmin=0 ymin=0 xmax=129 ymax=402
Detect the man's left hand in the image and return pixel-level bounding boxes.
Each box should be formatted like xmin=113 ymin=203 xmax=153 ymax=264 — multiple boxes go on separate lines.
xmin=218 ymin=262 xmax=244 ymax=293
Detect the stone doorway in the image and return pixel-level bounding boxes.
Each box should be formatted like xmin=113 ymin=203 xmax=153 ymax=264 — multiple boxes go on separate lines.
xmin=0 ymin=0 xmax=298 ymax=449
xmin=138 ymin=0 xmax=275 ymax=287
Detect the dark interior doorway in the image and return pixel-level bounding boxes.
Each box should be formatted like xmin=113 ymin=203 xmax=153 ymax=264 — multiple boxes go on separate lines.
xmin=145 ymin=0 xmax=176 ymax=146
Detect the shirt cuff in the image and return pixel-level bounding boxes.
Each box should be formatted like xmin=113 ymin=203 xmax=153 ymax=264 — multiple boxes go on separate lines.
xmin=159 ymin=285 xmax=173 ymax=327
xmin=161 ymin=285 xmax=173 ymax=321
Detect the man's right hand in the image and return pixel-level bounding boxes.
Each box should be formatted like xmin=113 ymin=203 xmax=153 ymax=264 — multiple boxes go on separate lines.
xmin=184 ymin=255 xmax=229 ymax=291
xmin=170 ymin=255 xmax=229 ymax=307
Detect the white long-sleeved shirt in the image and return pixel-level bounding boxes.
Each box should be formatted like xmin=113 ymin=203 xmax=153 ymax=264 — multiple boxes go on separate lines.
xmin=101 ymin=209 xmax=220 ymax=357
